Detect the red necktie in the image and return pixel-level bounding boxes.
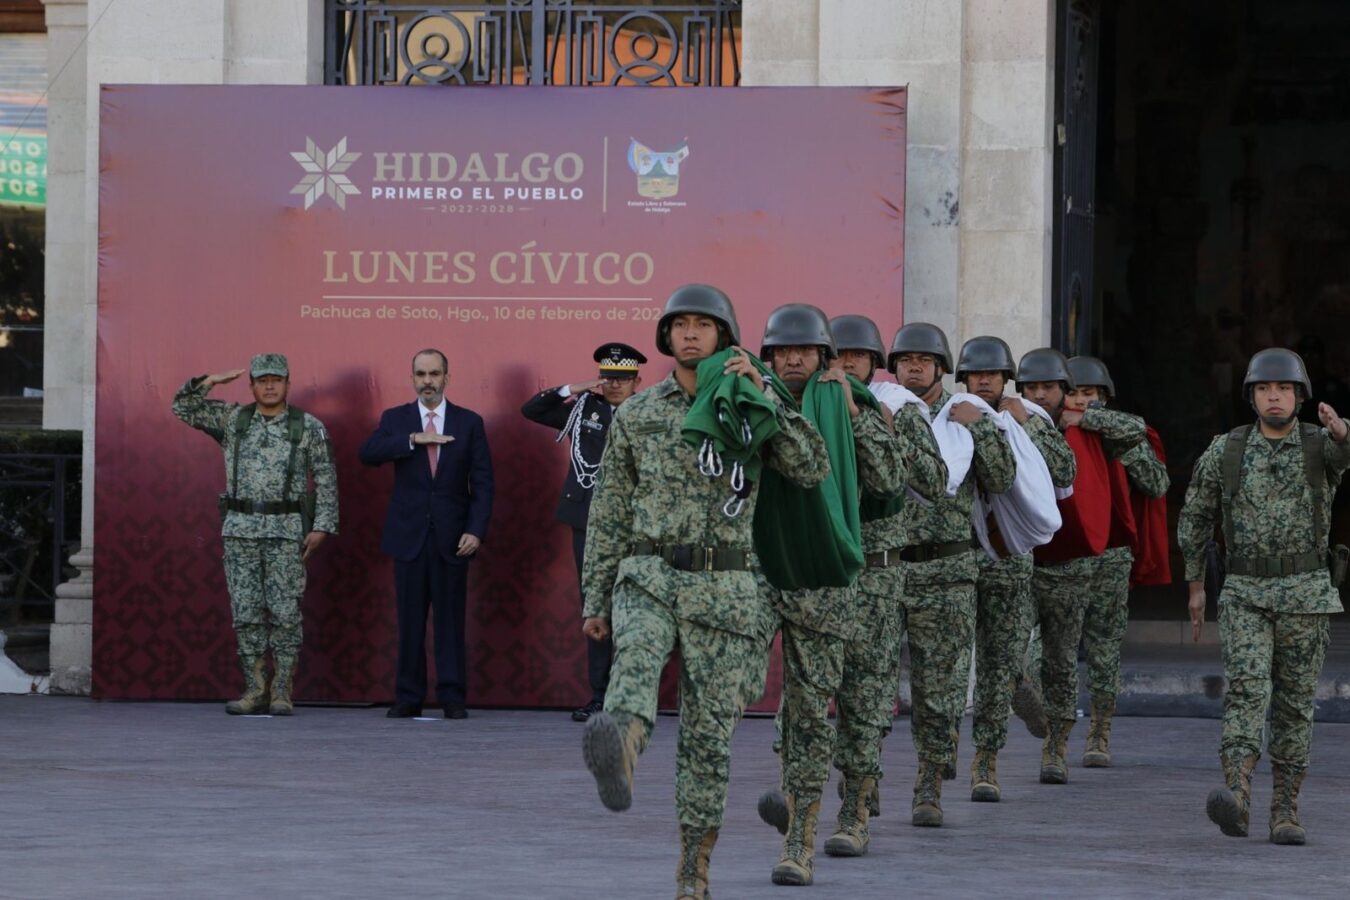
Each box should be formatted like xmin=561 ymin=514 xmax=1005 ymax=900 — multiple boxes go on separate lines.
xmin=425 ymin=411 xmax=439 ymax=476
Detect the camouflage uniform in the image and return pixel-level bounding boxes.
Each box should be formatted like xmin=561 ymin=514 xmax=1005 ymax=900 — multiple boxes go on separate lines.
xmin=581 ymin=372 xmax=828 ymax=829
xmin=1178 ymin=422 xmax=1348 ymax=776
xmin=1079 ymin=407 xmax=1170 ymax=706
xmin=897 ymin=389 xmax=1015 ymax=816
xmin=171 ymin=368 xmax=339 ymax=707
xmin=833 ymin=406 xmax=949 ymax=783
xmin=970 ymin=414 xmax=1077 ymax=755
xmin=774 ymin=406 xmax=909 ymax=801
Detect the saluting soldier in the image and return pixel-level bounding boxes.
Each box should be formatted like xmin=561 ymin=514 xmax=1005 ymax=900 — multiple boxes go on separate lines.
xmin=172 ymin=354 xmax=339 ymax=716
xmin=1180 ymin=348 xmax=1349 ymax=845
xmin=580 ymin=285 xmax=828 ymax=900
xmin=521 ymin=342 xmax=646 ymax=722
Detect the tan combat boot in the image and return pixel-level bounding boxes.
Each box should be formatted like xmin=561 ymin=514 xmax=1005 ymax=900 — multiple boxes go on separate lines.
xmin=1082 ymin=696 xmax=1115 ymax=767
xmin=1205 ymin=750 xmax=1258 ymax=837
xmin=675 ymin=824 xmax=718 ymax=899
xmin=1039 ymin=719 xmax=1073 ymax=784
xmin=825 ymin=773 xmax=875 ymax=857
xmin=583 ymin=712 xmax=645 ymax=812
xmin=836 ymin=770 xmax=881 ymax=817
xmin=771 ymin=793 xmax=821 ymax=885
xmin=225 ymin=656 xmax=269 ymax=715
xmin=911 ymin=761 xmax=944 ymax=827
xmin=1011 ymin=677 xmax=1049 ymax=738
xmin=970 ymin=749 xmax=1000 ymax=802
xmin=757 ymin=789 xmax=789 ymax=834
xmin=1269 ymin=765 xmax=1307 ymax=845
xmin=268 ymin=654 xmax=296 ymax=716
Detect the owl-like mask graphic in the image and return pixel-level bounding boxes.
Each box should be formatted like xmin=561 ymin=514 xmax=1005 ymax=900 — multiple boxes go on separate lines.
xmin=628 ymin=138 xmax=690 ymax=199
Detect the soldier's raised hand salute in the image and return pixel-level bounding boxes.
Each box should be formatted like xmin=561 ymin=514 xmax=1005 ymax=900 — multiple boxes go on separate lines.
xmin=1318 ymin=402 xmax=1348 ymax=442
xmin=203 ymin=368 xmax=246 ymax=387
xmin=566 ymin=378 xmax=605 ymax=396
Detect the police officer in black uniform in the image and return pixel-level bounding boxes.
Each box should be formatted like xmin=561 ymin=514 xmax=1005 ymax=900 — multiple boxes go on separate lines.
xmin=522 ymin=342 xmax=647 ymax=721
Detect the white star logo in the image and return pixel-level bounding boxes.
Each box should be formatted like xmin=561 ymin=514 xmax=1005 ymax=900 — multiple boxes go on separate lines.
xmin=290 ymin=137 xmax=361 ymax=209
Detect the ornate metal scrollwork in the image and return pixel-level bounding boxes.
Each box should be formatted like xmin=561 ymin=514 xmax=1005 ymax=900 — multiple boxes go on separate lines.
xmin=326 ymin=0 xmax=741 ymax=87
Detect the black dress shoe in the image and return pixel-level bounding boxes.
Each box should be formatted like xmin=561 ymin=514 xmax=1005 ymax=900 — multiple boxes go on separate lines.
xmin=443 ymin=704 xmax=468 ymax=720
xmin=386 ymin=704 xmax=422 ymax=718
xmin=571 ymin=700 xmax=604 ymax=723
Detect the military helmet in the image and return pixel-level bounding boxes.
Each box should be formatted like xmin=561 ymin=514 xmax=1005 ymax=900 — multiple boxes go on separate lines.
xmin=1067 ymin=355 xmax=1115 ymax=396
xmin=655 ymin=283 xmax=741 ymax=356
xmin=1243 ymin=348 xmax=1312 ymax=398
xmin=955 ymin=336 xmax=1016 ymax=381
xmin=760 ymin=303 xmax=837 ymax=361
xmin=887 ymin=322 xmax=953 ymax=374
xmin=1015 ymin=348 xmax=1074 ymax=390
xmin=829 ymin=315 xmax=886 ymax=370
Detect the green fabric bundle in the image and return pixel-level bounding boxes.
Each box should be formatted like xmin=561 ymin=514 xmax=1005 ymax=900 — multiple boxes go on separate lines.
xmin=679 ymin=348 xmax=866 ymax=589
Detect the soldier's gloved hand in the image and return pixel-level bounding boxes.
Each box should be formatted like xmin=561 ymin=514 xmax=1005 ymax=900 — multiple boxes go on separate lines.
xmin=1318 ymin=403 xmax=1348 ymax=442
xmin=583 ymin=617 xmax=610 ymax=641
xmin=302 ymin=531 xmax=327 ymax=562
xmin=1187 ymin=581 xmax=1206 ymax=643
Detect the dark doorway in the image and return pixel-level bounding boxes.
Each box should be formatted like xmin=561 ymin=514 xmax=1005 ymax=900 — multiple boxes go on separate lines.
xmin=1081 ymin=0 xmax=1350 ymax=617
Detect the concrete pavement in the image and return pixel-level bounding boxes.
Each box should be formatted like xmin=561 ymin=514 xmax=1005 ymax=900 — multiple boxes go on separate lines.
xmin=2 ymin=697 xmax=1348 ymax=899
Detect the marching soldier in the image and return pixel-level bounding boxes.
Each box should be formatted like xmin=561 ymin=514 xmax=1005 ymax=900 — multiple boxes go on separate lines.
xmin=172 ymin=354 xmax=339 ymax=716
xmin=1063 ymin=356 xmax=1169 ymax=767
xmin=954 ymin=347 xmax=1076 ymax=803
xmin=521 ymin=342 xmax=646 ymax=722
xmin=580 ymin=284 xmax=828 ymax=900
xmin=1179 ymin=348 xmax=1349 ymax=845
xmin=885 ymin=326 xmax=1016 ymax=827
xmin=753 ymin=305 xmax=911 ymax=886
xmin=820 ymin=314 xmax=948 ymax=856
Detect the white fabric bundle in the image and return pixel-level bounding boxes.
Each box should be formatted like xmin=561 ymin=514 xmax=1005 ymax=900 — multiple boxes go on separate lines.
xmin=870 ymin=381 xmax=966 ymax=501
xmin=969 ymin=397 xmax=1071 ymax=560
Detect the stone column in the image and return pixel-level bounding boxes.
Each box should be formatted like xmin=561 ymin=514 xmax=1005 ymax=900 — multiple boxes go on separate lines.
xmin=43 ymin=0 xmax=91 ymax=694
xmin=47 ymin=0 xmax=327 ymax=694
xmin=743 ymin=0 xmax=968 ymax=340
xmin=955 ymin=0 xmax=1056 ymax=357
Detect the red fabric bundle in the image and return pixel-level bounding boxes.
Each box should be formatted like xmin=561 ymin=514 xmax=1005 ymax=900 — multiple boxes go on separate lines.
xmin=1128 ymin=426 xmax=1172 ymax=586
xmin=1035 ymin=426 xmax=1111 ymax=564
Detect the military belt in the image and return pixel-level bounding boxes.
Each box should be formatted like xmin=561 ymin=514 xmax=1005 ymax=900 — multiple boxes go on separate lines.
xmin=1225 ymin=552 xmax=1325 ymax=578
xmin=868 ymin=540 xmax=970 ymax=567
xmin=628 ymin=540 xmax=749 ymax=572
xmin=222 ymin=497 xmax=305 ymax=515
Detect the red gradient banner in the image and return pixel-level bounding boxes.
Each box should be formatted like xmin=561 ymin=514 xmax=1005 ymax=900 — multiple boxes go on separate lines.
xmin=94 ymin=85 xmax=907 ymax=704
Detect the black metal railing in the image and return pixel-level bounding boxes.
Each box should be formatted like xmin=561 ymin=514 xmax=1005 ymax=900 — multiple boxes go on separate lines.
xmin=0 ymin=453 xmax=80 ymax=617
xmin=325 ymin=0 xmax=740 ymax=86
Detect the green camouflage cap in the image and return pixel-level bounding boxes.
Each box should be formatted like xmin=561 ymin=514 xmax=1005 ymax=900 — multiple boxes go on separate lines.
xmin=250 ymin=353 xmax=289 ymax=378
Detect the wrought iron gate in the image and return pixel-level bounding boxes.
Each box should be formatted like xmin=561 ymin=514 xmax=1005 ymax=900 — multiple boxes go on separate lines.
xmin=325 ymin=0 xmax=741 ymax=86
xmin=1052 ymin=0 xmax=1100 ymax=355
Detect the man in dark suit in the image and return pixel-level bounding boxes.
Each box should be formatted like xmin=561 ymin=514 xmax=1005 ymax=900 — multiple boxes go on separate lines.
xmin=521 ymin=342 xmax=646 ymax=722
xmin=360 ymin=348 xmax=494 ymax=719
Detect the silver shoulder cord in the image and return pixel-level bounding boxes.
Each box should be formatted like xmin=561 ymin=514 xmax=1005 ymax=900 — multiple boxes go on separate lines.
xmin=558 ymin=395 xmax=602 ymax=490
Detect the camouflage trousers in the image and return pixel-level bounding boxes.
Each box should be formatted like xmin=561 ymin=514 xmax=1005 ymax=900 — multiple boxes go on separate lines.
xmin=1219 ymin=597 xmax=1330 ymax=769
xmin=778 ymin=622 xmax=846 ymax=796
xmin=832 ymin=566 xmax=906 ymax=782
xmin=971 ymin=552 xmax=1035 ymax=751
xmin=1082 ymin=546 xmax=1133 ymax=703
xmin=1030 ymin=556 xmax=1099 ymax=721
xmin=222 ymin=537 xmax=305 ymax=658
xmin=898 ymin=564 xmax=977 ymax=767
xmin=604 ymin=581 xmax=766 ymax=829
